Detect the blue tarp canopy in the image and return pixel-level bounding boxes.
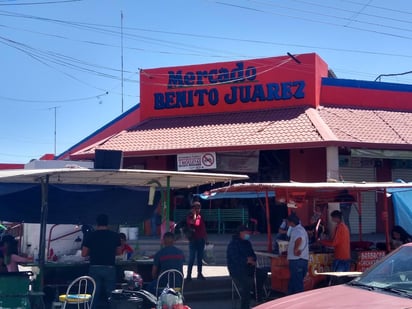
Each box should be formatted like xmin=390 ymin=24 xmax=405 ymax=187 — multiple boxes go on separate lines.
xmin=0 ymin=183 xmax=160 ymax=224
xmin=388 ymin=186 xmax=412 ymax=236
xmin=0 ymin=168 xmax=248 ymax=224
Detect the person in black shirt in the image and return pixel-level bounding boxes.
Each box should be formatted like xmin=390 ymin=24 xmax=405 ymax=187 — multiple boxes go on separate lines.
xmin=227 ymin=225 xmax=267 ymax=309
xmin=82 ymin=214 xmax=121 ymax=309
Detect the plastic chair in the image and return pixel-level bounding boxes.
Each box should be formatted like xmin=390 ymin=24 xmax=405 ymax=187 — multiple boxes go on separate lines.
xmin=155 ymin=270 xmax=184 ymax=297
xmin=0 ymin=271 xmax=32 ymax=309
xmin=58 ymin=276 xmax=96 ymax=309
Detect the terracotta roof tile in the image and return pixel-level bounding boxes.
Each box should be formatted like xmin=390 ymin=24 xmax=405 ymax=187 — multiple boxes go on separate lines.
xmin=75 ymin=107 xmax=322 ymax=156
xmin=72 ymin=106 xmax=412 ymax=158
xmin=319 ymin=107 xmax=412 ymax=145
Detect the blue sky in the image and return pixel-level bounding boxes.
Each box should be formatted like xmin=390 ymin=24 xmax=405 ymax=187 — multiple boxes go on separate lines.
xmin=1 ymin=0 xmax=411 ymax=163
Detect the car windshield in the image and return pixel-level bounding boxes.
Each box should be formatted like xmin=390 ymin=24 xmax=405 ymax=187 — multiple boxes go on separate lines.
xmin=352 ymin=246 xmax=412 ymax=297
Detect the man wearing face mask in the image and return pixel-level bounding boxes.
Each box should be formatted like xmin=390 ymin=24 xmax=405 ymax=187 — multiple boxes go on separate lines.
xmin=286 ymin=213 xmax=309 ymax=295
xmin=227 ymin=225 xmax=268 ymax=309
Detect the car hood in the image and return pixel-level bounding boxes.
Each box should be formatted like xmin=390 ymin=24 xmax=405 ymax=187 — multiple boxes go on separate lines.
xmin=255 ymin=285 xmax=412 ymax=309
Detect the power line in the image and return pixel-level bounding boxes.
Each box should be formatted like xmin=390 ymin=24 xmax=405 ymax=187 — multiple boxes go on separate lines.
xmin=289 ymin=0 xmax=412 ymax=25
xmin=0 ymin=35 xmax=139 ymax=83
xmin=245 ymin=0 xmax=412 ymax=35
xmin=2 ymin=16 xmax=411 ymax=61
xmin=1 ymin=5 xmax=411 ymax=89
xmin=340 ymin=0 xmax=412 ymax=16
xmin=125 ymin=26 xmax=412 ymax=59
xmin=344 ymin=0 xmax=372 ymax=27
xmin=0 ymin=92 xmax=108 ymax=103
xmin=0 ymin=0 xmax=82 ymax=6
xmin=0 ymin=10 xmax=246 ymax=57
xmin=375 ymin=70 xmax=412 ymax=82
xmin=214 ymin=1 xmax=412 ymax=40
xmin=2 ymin=9 xmax=412 ymax=59
xmin=0 ymin=23 xmax=240 ymax=60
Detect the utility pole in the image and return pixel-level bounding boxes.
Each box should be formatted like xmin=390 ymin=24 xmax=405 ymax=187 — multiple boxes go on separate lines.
xmin=50 ymin=106 xmax=60 ymax=156
xmin=121 ymin=11 xmax=124 ymax=113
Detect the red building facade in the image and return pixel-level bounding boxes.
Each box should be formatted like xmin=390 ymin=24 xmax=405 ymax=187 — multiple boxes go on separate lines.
xmin=61 ymin=53 xmax=412 ymax=234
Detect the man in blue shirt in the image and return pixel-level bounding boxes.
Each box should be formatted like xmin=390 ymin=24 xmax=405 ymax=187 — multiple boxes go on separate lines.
xmin=227 ymin=225 xmax=267 ymax=309
xmin=149 ymin=232 xmax=185 ymax=294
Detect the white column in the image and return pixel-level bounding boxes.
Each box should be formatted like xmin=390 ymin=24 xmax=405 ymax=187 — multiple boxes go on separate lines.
xmin=326 ymin=146 xmax=339 ymax=181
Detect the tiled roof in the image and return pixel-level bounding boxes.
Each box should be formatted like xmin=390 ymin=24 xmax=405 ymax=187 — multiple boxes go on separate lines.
xmin=74 ymin=107 xmax=323 ymax=156
xmin=72 ymin=106 xmax=412 ymax=158
xmin=319 ymin=106 xmax=412 ymax=145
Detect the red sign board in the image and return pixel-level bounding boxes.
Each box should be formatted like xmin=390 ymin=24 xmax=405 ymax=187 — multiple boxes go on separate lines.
xmin=140 ymin=53 xmax=328 ymax=120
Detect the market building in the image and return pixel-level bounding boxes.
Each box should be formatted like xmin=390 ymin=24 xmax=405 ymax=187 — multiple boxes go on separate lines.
xmin=58 ymin=52 xmax=412 ymax=235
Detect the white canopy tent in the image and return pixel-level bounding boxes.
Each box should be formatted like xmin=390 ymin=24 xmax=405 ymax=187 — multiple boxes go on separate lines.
xmin=208 ymin=181 xmax=412 ymax=252
xmin=0 ymin=168 xmax=248 ymax=188
xmin=0 ymin=168 xmax=248 ymax=286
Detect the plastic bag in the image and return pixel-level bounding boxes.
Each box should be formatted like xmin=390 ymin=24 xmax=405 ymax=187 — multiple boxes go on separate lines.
xmin=157 ymin=287 xmax=184 ymax=309
xmin=203 ymin=243 xmax=215 ymax=265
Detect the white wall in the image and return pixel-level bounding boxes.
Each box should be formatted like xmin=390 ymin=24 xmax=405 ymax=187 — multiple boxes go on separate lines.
xmin=23 ymin=224 xmax=83 ymax=257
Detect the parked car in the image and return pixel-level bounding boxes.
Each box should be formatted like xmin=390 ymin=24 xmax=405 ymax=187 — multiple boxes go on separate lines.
xmin=255 ymin=243 xmax=412 ymax=308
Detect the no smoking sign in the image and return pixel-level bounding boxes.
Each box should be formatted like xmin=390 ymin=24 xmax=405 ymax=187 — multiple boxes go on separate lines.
xmin=202 ymin=153 xmax=215 ymax=167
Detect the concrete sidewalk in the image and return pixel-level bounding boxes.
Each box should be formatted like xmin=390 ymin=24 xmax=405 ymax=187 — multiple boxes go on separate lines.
xmin=182 ymin=265 xmax=229 ymax=278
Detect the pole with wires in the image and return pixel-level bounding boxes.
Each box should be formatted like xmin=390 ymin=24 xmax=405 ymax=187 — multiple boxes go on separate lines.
xmin=120 ymin=11 xmax=124 ymax=113
xmin=49 ymin=106 xmax=60 ymax=156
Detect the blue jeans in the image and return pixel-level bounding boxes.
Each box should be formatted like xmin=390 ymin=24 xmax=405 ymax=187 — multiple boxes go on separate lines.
xmin=333 ymin=259 xmax=351 ymax=272
xmin=89 ymin=265 xmax=116 ymax=309
xmin=187 ymin=239 xmax=205 ymax=278
xmin=288 ymin=259 xmax=308 ymax=295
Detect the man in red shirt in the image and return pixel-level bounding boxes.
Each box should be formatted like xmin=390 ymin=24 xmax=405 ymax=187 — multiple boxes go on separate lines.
xmin=119 ymin=232 xmax=134 ymax=259
xmin=186 ymin=201 xmax=207 ymax=281
xmin=320 ymin=210 xmax=351 ymax=271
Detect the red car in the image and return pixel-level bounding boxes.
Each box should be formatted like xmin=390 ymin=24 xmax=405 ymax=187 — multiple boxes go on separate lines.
xmin=255 ymin=243 xmax=412 ymax=308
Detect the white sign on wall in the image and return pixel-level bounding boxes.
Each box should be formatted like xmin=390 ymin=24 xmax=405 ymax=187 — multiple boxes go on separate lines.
xmin=217 ymin=151 xmax=259 ymax=173
xmin=177 ymin=152 xmax=217 ymax=171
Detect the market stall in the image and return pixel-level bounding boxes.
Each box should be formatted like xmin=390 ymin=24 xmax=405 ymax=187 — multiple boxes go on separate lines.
xmin=0 ymin=168 xmax=248 ymax=295
xmin=208 ymin=181 xmax=412 ymax=293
